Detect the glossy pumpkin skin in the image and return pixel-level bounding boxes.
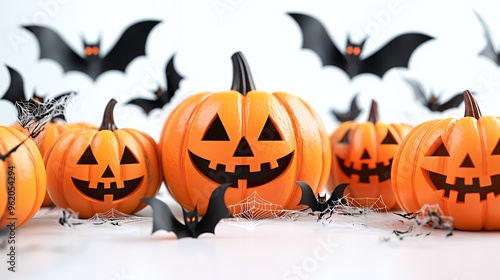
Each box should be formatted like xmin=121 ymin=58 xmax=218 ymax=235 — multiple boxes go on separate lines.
xmin=0 ymin=126 xmax=46 ymax=228
xmin=328 ymin=101 xmax=412 ymax=209
xmin=37 ymin=120 xmax=96 ymax=207
xmin=392 ymin=91 xmax=500 ymax=230
xmin=159 ymin=52 xmax=331 ymax=215
xmin=44 ymin=100 xmax=162 ymax=218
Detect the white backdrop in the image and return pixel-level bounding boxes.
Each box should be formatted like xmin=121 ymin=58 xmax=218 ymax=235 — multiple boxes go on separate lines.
xmin=1 ymin=0 xmax=500 ymax=141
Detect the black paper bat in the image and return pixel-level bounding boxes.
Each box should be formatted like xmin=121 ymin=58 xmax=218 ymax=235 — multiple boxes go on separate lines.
xmin=476 ymin=12 xmax=500 ymax=65
xmin=22 ymin=20 xmax=161 ymax=80
xmin=297 ymin=181 xmax=349 ymax=213
xmin=331 ymin=94 xmax=361 ymax=122
xmin=404 ymin=78 xmax=465 ymax=112
xmin=2 ymin=65 xmax=74 ymax=120
xmin=142 ymin=183 xmax=232 ymax=239
xmin=126 ymin=55 xmax=183 ymax=114
xmin=288 ymin=13 xmax=433 ymax=79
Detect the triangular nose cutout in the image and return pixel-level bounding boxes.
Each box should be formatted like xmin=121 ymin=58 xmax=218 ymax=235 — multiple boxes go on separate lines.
xmin=460 ymin=154 xmax=475 ymax=168
xmin=361 ymin=149 xmax=370 ymax=159
xmin=233 ymin=137 xmax=254 ymax=157
xmin=101 ymin=165 xmax=115 ymax=178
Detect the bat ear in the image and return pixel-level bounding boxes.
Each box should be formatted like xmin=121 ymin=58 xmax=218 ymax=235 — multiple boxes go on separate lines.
xmin=359 ymin=38 xmax=367 ymax=48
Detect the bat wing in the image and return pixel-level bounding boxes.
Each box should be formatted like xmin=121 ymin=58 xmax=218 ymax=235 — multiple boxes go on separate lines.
xmin=141 ymin=197 xmax=192 ymax=239
xmin=165 ymin=54 xmax=183 ymax=101
xmin=288 ymin=13 xmax=346 ymax=70
xmin=3 ymin=66 xmax=26 ymax=105
xmin=296 ymin=181 xmax=322 ymax=212
xmin=101 ymin=20 xmax=161 ymax=73
xmin=22 ymin=25 xmax=87 ymax=73
xmin=195 ymin=183 xmax=232 ymax=237
xmin=436 ymin=92 xmax=465 ymax=112
xmin=475 ymin=12 xmax=500 ymax=65
xmin=331 ymin=94 xmax=361 ymax=122
xmin=360 ymin=33 xmax=433 ymax=78
xmin=325 ymin=183 xmax=349 ymax=207
xmin=126 ymin=98 xmax=162 ymax=115
xmin=403 ymin=78 xmax=428 ymax=105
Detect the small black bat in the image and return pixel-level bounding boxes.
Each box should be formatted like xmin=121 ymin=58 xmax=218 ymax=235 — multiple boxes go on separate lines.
xmin=2 ymin=65 xmax=75 ymax=120
xmin=296 ymin=181 xmax=349 ymax=213
xmin=126 ymin=54 xmax=183 ymax=115
xmin=142 ymin=183 xmax=232 ymax=239
xmin=404 ymin=78 xmax=465 ymax=112
xmin=476 ymin=12 xmax=500 ymax=65
xmin=330 ymin=94 xmax=361 ymax=122
xmin=288 ymin=13 xmax=433 ymax=79
xmin=22 ymin=20 xmax=160 ymax=81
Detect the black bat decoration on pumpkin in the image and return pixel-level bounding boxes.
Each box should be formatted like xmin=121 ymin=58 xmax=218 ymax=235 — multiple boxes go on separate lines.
xmin=1 ymin=65 xmax=74 ymax=120
xmin=288 ymin=13 xmax=433 ymax=79
xmin=297 ymin=181 xmax=349 ymax=216
xmin=126 ymin=55 xmax=183 ymax=115
xmin=330 ymin=94 xmax=361 ymax=122
xmin=476 ymin=12 xmax=500 ymax=65
xmin=404 ymin=78 xmax=466 ymax=112
xmin=142 ymin=183 xmax=232 ymax=239
xmin=22 ymin=20 xmax=160 ymax=81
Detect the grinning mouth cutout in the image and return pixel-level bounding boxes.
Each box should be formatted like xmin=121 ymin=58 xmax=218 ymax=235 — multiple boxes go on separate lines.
xmin=426 ymin=170 xmax=500 ymax=202
xmin=189 ymin=150 xmax=293 ymax=188
xmin=336 ymin=156 xmax=392 ymax=183
xmin=72 ymin=177 xmax=143 ymax=201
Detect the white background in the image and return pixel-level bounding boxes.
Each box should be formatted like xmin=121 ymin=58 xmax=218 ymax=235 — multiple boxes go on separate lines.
xmin=1 ymin=1 xmax=500 ymax=279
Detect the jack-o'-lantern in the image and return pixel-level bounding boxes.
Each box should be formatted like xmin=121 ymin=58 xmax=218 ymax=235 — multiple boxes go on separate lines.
xmin=392 ymin=90 xmax=500 ymax=230
xmin=328 ymin=100 xmax=413 ymax=209
xmin=44 ymin=99 xmax=162 ymax=218
xmin=159 ymin=52 xmax=331 ymax=215
xmin=0 ymin=126 xmax=46 ymax=228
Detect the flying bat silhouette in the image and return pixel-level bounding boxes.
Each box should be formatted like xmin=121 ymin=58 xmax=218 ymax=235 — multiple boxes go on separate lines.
xmin=404 ymin=78 xmax=466 ymax=112
xmin=331 ymin=94 xmax=361 ymax=122
xmin=1 ymin=65 xmax=74 ymax=120
xmin=142 ymin=183 xmax=232 ymax=239
xmin=288 ymin=13 xmax=433 ymax=79
xmin=126 ymin=55 xmax=183 ymax=115
xmin=22 ymin=20 xmax=161 ymax=80
xmin=476 ymin=12 xmax=500 ymax=65
xmin=297 ymin=181 xmax=349 ymax=216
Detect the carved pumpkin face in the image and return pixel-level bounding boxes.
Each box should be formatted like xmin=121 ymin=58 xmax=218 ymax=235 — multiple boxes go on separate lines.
xmin=159 ymin=52 xmax=331 ymax=215
xmin=328 ymin=101 xmax=412 ymax=209
xmin=0 ymin=126 xmax=46 ymax=228
xmin=44 ymin=99 xmax=162 ymax=218
xmin=392 ymin=91 xmax=500 ymax=230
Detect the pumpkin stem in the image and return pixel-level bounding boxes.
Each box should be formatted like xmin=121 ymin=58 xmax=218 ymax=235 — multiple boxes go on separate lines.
xmin=367 ymin=100 xmax=379 ymax=123
xmin=463 ymin=90 xmax=482 ymax=119
xmin=230 ymin=52 xmax=256 ymax=95
xmin=99 ymin=99 xmax=118 ymax=131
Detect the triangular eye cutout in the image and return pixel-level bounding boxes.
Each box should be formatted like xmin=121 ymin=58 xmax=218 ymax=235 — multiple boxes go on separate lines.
xmin=339 ymin=129 xmax=351 ymax=144
xmin=77 ymin=146 xmax=98 ymax=165
xmin=426 ymin=137 xmax=450 ymax=157
xmin=381 ymin=130 xmax=398 ymax=144
xmin=120 ymin=146 xmax=139 ymax=164
xmin=258 ymin=117 xmax=282 ymax=141
xmin=492 ymin=139 xmax=500 ymax=155
xmin=203 ymin=114 xmax=230 ymax=141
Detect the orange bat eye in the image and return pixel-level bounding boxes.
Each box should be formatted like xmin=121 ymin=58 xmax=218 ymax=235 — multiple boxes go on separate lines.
xmin=353 ymin=47 xmax=361 ymax=56
xmin=85 ymin=46 xmax=93 ymax=56
xmin=92 ymin=46 xmax=99 ymax=55
xmin=346 ymin=46 xmax=353 ymax=54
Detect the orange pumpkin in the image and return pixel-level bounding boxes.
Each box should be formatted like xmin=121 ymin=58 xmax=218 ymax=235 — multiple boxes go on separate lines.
xmin=159 ymin=52 xmax=331 ymax=215
xmin=44 ymin=99 xmax=162 ymax=218
xmin=0 ymin=126 xmax=46 ymax=228
xmin=328 ymin=100 xmax=413 ymax=209
xmin=392 ymin=90 xmax=500 ymax=230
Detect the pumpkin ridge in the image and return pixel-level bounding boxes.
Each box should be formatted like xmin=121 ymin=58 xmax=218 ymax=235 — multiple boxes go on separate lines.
xmin=272 ymin=92 xmax=304 ymax=206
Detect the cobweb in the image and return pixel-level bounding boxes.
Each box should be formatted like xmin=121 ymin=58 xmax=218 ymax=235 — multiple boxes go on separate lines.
xmin=224 ymin=192 xmax=302 ymax=230
xmin=380 ymin=204 xmax=454 ymax=241
xmin=317 ymin=195 xmax=389 ymax=226
xmin=31 ymin=207 xmax=151 ymax=235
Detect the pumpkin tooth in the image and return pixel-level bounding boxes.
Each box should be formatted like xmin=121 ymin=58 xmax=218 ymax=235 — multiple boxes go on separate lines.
xmin=225 ymin=163 xmax=236 ymax=173
xmin=464 ymin=176 xmax=474 ymax=185
xmin=481 ymin=175 xmax=492 ymax=187
xmin=445 ymin=175 xmax=457 ymax=185
xmin=269 ymin=160 xmax=279 ymax=169
xmin=249 ymin=163 xmax=261 ymax=173
xmin=208 ymin=160 xmax=218 ymax=170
